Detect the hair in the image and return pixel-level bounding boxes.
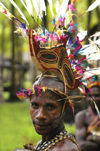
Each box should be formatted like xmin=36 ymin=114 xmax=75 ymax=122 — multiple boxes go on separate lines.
xmin=34 ymin=74 xmax=65 ymax=93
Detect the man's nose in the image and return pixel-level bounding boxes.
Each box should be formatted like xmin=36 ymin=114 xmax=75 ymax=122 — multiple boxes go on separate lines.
xmin=36 ymin=107 xmax=46 ymax=120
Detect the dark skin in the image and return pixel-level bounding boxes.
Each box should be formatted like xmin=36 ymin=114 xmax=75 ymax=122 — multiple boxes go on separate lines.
xmin=29 ymin=77 xmax=79 ymax=151
xmin=75 ymin=86 xmax=100 ymax=151
xmin=30 ymin=91 xmax=64 ymax=140
xmin=14 ymin=77 xmax=80 ymax=151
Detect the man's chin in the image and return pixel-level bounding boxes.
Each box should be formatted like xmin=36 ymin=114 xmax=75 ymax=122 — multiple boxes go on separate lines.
xmin=34 ymin=124 xmax=51 ymax=135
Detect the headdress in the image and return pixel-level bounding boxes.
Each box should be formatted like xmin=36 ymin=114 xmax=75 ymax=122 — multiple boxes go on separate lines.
xmin=87 ymin=75 xmax=100 ymax=88
xmin=1 ymin=0 xmax=100 ymax=110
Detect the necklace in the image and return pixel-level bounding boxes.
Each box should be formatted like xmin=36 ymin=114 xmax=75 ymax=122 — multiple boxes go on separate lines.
xmin=34 ymin=129 xmax=78 ymax=151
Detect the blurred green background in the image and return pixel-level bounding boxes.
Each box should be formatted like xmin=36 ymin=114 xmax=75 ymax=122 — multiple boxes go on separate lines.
xmin=0 ymin=0 xmax=100 ymax=151
xmin=0 ymin=102 xmax=76 ymax=151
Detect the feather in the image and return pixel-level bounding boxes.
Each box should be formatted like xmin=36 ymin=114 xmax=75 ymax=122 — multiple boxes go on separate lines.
xmin=8 ymin=0 xmax=29 ymax=25
xmin=83 ymin=68 xmax=100 ymax=79
xmin=68 ymin=95 xmax=85 ymax=99
xmin=48 ymin=0 xmax=54 ymax=17
xmin=85 ymin=40 xmax=100 ymax=60
xmin=80 ymin=38 xmax=100 ymax=57
xmin=93 ymin=101 xmax=100 ymax=119
xmin=20 ymin=0 xmax=32 ymax=15
xmin=87 ymin=0 xmax=100 ymax=12
xmin=94 ymin=39 xmax=100 ymax=45
xmin=90 ymin=32 xmax=100 ymax=39
xmin=0 ymin=2 xmax=15 ymax=19
xmin=56 ymin=0 xmax=60 ymax=14
xmin=18 ymin=0 xmax=40 ymax=27
xmin=88 ymin=93 xmax=100 ymax=119
xmin=78 ymin=87 xmax=86 ymax=94
xmin=19 ymin=0 xmax=27 ymax=11
xmin=69 ymin=99 xmax=75 ymax=115
xmin=88 ymin=52 xmax=100 ymax=61
xmin=0 ymin=1 xmax=27 ymax=36
xmin=81 ymin=45 xmax=98 ymax=56
xmin=77 ymin=30 xmax=87 ymax=41
xmin=31 ymin=0 xmax=46 ymax=19
xmin=24 ymin=0 xmax=33 ymax=16
xmin=56 ymin=0 xmax=69 ymax=20
xmin=31 ymin=0 xmax=39 ymax=18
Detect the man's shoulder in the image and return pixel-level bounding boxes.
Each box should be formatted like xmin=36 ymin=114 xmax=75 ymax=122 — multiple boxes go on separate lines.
xmin=75 ymin=109 xmax=87 ymax=119
xmin=75 ymin=109 xmax=88 ymax=127
xmin=63 ymin=138 xmax=80 ymax=151
xmin=50 ymin=137 xmax=80 ymax=151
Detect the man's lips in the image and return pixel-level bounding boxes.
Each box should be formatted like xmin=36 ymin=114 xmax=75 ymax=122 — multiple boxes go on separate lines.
xmin=33 ymin=122 xmax=50 ymax=129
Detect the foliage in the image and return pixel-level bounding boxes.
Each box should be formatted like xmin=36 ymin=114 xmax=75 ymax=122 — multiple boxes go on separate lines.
xmin=0 ymin=102 xmax=76 ymax=151
xmin=0 ymin=102 xmax=41 ymax=151
xmin=65 ymin=123 xmax=76 ymax=135
xmin=76 ymin=0 xmax=100 ymax=30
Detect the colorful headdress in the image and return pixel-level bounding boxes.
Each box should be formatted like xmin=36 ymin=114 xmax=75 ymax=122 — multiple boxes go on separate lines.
xmin=87 ymin=75 xmax=100 ymax=88
xmin=0 ymin=0 xmax=100 ymax=101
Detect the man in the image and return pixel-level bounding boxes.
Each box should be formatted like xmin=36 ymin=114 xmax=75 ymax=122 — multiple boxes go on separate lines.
xmin=16 ymin=75 xmax=80 ymax=151
xmin=75 ymin=84 xmax=100 ymax=151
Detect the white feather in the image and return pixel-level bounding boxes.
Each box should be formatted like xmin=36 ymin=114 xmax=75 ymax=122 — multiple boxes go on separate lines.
xmin=40 ymin=0 xmax=46 ymax=13
xmin=93 ymin=101 xmax=100 ymax=118
xmin=94 ymin=39 xmax=100 ymax=45
xmin=56 ymin=0 xmax=69 ymax=19
xmin=90 ymin=32 xmax=100 ymax=39
xmin=80 ymin=44 xmax=98 ymax=56
xmin=87 ymin=0 xmax=100 ymax=12
xmin=31 ymin=0 xmax=39 ymax=17
xmin=19 ymin=0 xmax=27 ymax=9
xmin=77 ymin=30 xmax=87 ymax=41
xmin=48 ymin=0 xmax=54 ymax=17
xmin=31 ymin=0 xmax=46 ymax=19
xmin=0 ymin=2 xmax=7 ymax=9
xmin=20 ymin=0 xmax=31 ymax=15
xmin=83 ymin=67 xmax=100 ymax=79
xmin=24 ymin=0 xmax=33 ymax=16
xmin=87 ymin=52 xmax=100 ymax=61
xmin=0 ymin=2 xmax=15 ymax=19
xmin=78 ymin=87 xmax=84 ymax=93
xmin=80 ymin=37 xmax=100 ymax=59
xmin=8 ymin=0 xmax=29 ymax=25
xmin=56 ymin=0 xmax=60 ymax=14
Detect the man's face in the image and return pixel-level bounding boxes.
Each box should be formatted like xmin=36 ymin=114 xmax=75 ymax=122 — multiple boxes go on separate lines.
xmin=88 ymin=86 xmax=100 ymax=113
xmin=30 ymin=91 xmax=63 ymax=135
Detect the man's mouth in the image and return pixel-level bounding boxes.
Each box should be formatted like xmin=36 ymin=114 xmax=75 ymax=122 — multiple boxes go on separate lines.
xmin=34 ymin=122 xmax=50 ymax=129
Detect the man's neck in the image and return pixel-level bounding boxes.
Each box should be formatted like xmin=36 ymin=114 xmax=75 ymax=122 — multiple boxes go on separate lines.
xmin=42 ymin=123 xmax=65 ymax=142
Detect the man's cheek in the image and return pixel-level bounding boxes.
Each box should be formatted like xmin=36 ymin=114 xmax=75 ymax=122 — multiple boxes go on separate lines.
xmin=51 ymin=112 xmax=61 ymax=120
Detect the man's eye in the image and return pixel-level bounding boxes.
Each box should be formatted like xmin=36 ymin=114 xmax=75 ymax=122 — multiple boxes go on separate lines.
xmin=31 ymin=103 xmax=39 ymax=109
xmin=46 ymin=104 xmax=56 ymax=111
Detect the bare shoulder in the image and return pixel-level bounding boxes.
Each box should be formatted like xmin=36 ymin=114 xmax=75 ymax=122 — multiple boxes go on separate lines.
xmin=75 ymin=109 xmax=86 ymax=120
xmin=62 ymin=139 xmax=80 ymax=151
xmin=50 ymin=138 xmax=80 ymax=151
xmin=75 ymin=109 xmax=87 ymax=127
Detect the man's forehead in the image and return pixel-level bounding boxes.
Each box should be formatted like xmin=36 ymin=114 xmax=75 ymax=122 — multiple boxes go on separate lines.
xmin=30 ymin=91 xmax=60 ymax=103
xmin=33 ymin=77 xmax=65 ymax=93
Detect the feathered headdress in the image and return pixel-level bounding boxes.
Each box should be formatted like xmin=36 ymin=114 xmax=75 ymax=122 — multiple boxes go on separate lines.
xmin=0 ymin=0 xmax=83 ymax=91
xmin=1 ymin=0 xmax=100 ymax=107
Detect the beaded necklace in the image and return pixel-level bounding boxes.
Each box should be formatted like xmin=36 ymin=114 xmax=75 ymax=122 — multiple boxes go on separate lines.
xmin=34 ymin=129 xmax=79 ymax=151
